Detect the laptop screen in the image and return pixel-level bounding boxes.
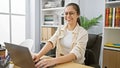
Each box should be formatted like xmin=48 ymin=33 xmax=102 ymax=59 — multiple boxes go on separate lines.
xmin=4 ymin=42 xmax=35 ymax=68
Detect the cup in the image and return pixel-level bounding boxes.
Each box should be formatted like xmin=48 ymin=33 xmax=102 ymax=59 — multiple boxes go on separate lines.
xmin=0 ymin=45 xmax=6 ymax=60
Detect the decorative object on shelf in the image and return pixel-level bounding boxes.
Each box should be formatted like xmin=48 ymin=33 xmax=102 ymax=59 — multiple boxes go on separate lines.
xmin=61 ymin=0 xmax=65 ymax=7
xmin=44 ymin=1 xmax=59 ymax=8
xmin=80 ymin=15 xmax=102 ymax=30
xmin=61 ymin=17 xmax=64 ymax=25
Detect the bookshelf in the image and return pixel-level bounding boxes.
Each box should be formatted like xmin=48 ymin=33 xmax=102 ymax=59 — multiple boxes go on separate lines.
xmin=103 ymin=0 xmax=120 ymax=68
xmin=42 ymin=7 xmax=65 ymax=11
xmin=104 ymin=0 xmax=120 ymax=50
xmin=40 ymin=0 xmax=65 ymax=42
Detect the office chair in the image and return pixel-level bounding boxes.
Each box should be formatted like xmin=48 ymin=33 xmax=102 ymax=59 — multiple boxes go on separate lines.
xmin=84 ymin=34 xmax=102 ymax=68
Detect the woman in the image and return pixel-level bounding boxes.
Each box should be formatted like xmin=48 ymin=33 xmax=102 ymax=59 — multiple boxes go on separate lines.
xmin=33 ymin=3 xmax=88 ymax=68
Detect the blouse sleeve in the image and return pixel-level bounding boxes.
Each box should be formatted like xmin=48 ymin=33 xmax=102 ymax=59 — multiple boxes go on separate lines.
xmin=48 ymin=27 xmax=60 ymax=49
xmin=70 ymin=30 xmax=88 ymax=63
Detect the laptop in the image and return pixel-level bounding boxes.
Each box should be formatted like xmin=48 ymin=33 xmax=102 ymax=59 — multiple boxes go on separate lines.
xmin=4 ymin=42 xmax=36 ymax=68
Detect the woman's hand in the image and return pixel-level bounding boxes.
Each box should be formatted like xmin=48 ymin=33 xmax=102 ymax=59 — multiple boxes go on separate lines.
xmin=32 ymin=53 xmax=40 ymax=63
xmin=35 ymin=58 xmax=56 ymax=68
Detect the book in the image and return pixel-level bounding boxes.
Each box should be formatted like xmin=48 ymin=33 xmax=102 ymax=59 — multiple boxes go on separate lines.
xmin=105 ymin=43 xmax=120 ymax=48
xmin=105 ymin=8 xmax=110 ymax=27
xmin=114 ymin=7 xmax=120 ymax=27
xmin=108 ymin=8 xmax=113 ymax=27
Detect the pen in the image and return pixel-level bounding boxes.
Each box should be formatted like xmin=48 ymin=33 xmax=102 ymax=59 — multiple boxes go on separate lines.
xmin=4 ymin=53 xmax=10 ymax=66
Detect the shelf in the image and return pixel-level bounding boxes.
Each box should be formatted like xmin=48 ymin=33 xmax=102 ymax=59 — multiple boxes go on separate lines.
xmin=104 ymin=27 xmax=120 ymax=29
xmin=42 ymin=7 xmax=65 ymax=11
xmin=106 ymin=1 xmax=120 ymax=8
xmin=106 ymin=1 xmax=120 ymax=4
xmin=41 ymin=25 xmax=59 ymax=28
xmin=104 ymin=46 xmax=120 ymax=51
xmin=41 ymin=41 xmax=46 ymax=43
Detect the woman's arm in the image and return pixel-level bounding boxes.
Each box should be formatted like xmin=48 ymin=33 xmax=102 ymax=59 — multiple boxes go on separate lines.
xmin=33 ymin=41 xmax=53 ymax=62
xmin=37 ymin=27 xmax=61 ymax=58
xmin=34 ymin=27 xmax=61 ymax=61
xmin=54 ymin=53 xmax=76 ymax=64
xmin=37 ymin=41 xmax=53 ymax=58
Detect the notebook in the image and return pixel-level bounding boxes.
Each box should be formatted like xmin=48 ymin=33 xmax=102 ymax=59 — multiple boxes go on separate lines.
xmin=4 ymin=42 xmax=36 ymax=68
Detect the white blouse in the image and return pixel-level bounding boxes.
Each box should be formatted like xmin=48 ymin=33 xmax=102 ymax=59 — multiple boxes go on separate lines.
xmin=60 ymin=29 xmax=73 ymax=55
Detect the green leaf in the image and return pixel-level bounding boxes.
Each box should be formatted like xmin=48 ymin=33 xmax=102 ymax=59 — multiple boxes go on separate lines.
xmin=80 ymin=14 xmax=102 ymax=30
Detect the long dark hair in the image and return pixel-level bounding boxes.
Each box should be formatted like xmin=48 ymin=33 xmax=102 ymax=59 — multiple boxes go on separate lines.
xmin=66 ymin=3 xmax=81 ymax=26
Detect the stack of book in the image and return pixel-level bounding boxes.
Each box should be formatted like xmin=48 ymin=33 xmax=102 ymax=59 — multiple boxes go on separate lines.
xmin=44 ymin=14 xmax=54 ymax=25
xmin=41 ymin=27 xmax=55 ymax=41
xmin=105 ymin=43 xmax=120 ymax=48
xmin=105 ymin=7 xmax=120 ymax=27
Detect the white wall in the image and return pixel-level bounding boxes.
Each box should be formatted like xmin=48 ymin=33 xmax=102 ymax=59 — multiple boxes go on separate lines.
xmin=80 ymin=0 xmax=105 ymax=35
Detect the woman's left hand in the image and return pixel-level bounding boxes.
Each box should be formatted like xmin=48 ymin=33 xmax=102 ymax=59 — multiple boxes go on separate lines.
xmin=35 ymin=58 xmax=56 ymax=68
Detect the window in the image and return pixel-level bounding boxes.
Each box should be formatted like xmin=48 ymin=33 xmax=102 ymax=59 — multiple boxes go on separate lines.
xmin=0 ymin=0 xmax=9 ymax=13
xmin=0 ymin=0 xmax=26 ymax=44
xmin=0 ymin=15 xmax=10 ymax=43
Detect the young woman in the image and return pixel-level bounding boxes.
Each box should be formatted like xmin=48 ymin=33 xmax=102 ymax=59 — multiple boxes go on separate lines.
xmin=33 ymin=3 xmax=88 ymax=68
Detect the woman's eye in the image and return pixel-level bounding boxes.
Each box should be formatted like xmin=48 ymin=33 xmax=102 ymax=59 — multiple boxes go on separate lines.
xmin=64 ymin=12 xmax=75 ymax=16
xmin=69 ymin=12 xmax=74 ymax=15
xmin=65 ymin=13 xmax=68 ymax=15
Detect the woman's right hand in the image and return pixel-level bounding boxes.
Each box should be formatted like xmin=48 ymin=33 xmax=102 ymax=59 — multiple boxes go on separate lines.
xmin=32 ymin=53 xmax=40 ymax=63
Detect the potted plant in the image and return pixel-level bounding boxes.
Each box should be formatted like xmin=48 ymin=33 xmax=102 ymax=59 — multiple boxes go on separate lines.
xmin=80 ymin=15 xmax=102 ymax=30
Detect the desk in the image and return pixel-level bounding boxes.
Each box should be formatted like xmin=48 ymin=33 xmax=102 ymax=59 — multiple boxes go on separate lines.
xmin=41 ymin=56 xmax=93 ymax=68
xmin=11 ymin=56 xmax=93 ymax=68
xmin=13 ymin=62 xmax=93 ymax=68
xmin=54 ymin=62 xmax=93 ymax=68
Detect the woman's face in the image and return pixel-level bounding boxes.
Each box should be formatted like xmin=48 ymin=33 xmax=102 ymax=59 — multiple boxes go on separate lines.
xmin=64 ymin=6 xmax=79 ymax=25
